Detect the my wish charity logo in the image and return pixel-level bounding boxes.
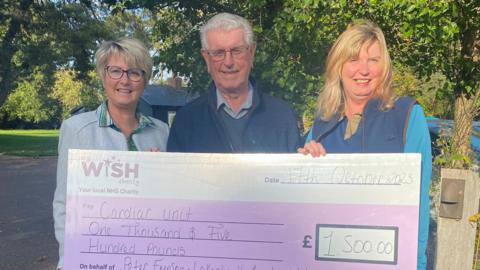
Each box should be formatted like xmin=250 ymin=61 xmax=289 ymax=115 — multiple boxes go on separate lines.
xmin=81 ymin=156 xmax=139 ymax=180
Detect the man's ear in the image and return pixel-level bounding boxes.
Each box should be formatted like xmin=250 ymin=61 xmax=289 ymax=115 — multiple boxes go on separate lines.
xmin=201 ymin=49 xmax=211 ymax=73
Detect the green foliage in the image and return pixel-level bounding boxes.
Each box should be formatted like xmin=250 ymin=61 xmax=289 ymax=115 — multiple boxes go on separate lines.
xmin=385 ymin=0 xmax=479 ymax=167
xmin=50 ymin=69 xmax=103 ymax=119
xmin=116 ymin=0 xmax=476 ymax=157
xmin=51 ymin=69 xmax=83 ymax=119
xmin=250 ymin=0 xmax=342 ymax=118
xmin=432 ymin=128 xmax=474 ymax=168
xmin=79 ymin=71 xmax=105 ymax=112
xmin=1 ymin=68 xmax=56 ymax=123
xmin=391 ymin=1 xmax=478 ymax=94
xmin=0 ymin=0 xmax=477 ymax=163
xmin=102 ymin=0 xmax=472 ymax=126
xmin=148 ymin=6 xmax=210 ymax=91
xmin=1 ymin=67 xmax=104 ymax=126
xmin=301 ymin=93 xmax=318 ymax=134
xmin=0 ymin=0 xmax=109 ymax=111
xmin=394 ymin=65 xmax=453 ymax=118
xmin=103 ymin=8 xmax=151 ymax=43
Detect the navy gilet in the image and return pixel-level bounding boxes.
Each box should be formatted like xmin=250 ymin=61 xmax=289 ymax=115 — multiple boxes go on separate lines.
xmin=311 ymin=97 xmax=416 ymax=153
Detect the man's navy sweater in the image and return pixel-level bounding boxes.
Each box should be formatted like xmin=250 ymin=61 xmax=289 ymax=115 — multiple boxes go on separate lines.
xmin=167 ymin=81 xmax=301 ymax=153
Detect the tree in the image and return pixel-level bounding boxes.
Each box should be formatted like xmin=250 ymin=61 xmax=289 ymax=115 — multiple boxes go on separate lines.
xmin=103 ymin=0 xmax=478 ymax=157
xmin=50 ymin=69 xmax=104 ymax=119
xmin=102 ymin=0 xmax=319 ymax=116
xmin=394 ymin=66 xmax=452 ymax=118
xmin=1 ymin=67 xmax=56 ymax=124
xmin=0 ymin=0 xmax=109 ymax=109
xmin=271 ymin=1 xmax=479 ymax=167
xmin=396 ymin=1 xmax=479 ymax=168
xmin=51 ymin=69 xmax=83 ymax=119
xmin=0 ymin=0 xmax=34 ymax=109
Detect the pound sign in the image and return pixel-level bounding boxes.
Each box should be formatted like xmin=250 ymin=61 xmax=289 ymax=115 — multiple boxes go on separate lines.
xmin=302 ymin=235 xmax=312 ymax=248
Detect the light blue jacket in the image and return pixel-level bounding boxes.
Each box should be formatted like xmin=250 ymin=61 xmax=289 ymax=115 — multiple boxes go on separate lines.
xmin=52 ymin=105 xmax=169 ymax=269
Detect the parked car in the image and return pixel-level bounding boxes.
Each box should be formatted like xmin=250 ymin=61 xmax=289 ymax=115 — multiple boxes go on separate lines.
xmin=426 ymin=117 xmax=480 ymax=161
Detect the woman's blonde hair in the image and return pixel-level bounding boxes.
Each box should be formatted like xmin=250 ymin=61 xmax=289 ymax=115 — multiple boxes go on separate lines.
xmin=317 ymin=20 xmax=396 ymax=120
xmin=95 ymin=37 xmax=153 ymax=85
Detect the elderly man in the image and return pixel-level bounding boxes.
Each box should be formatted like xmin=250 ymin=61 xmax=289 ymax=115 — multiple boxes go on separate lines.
xmin=167 ymin=12 xmax=301 ymax=153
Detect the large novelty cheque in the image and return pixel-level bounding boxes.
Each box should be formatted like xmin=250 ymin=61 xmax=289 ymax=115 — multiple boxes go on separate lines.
xmin=64 ymin=150 xmax=421 ymax=270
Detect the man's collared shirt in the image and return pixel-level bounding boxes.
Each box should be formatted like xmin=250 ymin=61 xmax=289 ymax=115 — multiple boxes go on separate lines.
xmin=216 ymin=84 xmax=253 ymax=119
xmin=98 ymin=101 xmax=154 ymax=151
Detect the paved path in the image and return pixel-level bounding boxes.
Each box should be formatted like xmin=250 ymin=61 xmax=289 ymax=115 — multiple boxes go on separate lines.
xmin=0 ymin=155 xmax=58 ymax=270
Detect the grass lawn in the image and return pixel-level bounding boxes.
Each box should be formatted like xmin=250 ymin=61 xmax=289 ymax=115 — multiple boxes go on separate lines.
xmin=0 ymin=129 xmax=59 ymax=156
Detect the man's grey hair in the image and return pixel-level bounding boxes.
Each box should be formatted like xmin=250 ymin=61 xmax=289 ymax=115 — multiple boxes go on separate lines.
xmin=200 ymin=12 xmax=255 ymax=49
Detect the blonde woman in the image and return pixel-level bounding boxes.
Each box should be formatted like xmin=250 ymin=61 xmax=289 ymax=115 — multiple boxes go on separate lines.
xmin=52 ymin=37 xmax=169 ymax=270
xmin=299 ymin=20 xmax=431 ymax=270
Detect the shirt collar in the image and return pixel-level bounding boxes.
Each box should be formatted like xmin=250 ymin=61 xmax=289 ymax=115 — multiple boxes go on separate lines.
xmin=216 ymin=84 xmax=253 ymax=119
xmin=98 ymin=101 xmax=154 ymax=129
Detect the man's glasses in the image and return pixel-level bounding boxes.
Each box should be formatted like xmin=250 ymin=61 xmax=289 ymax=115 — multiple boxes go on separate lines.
xmin=105 ymin=66 xmax=145 ymax=82
xmin=204 ymin=46 xmax=250 ymax=61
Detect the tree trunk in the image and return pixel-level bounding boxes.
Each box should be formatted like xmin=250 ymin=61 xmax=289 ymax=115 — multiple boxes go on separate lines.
xmin=450 ymin=92 xmax=475 ymax=168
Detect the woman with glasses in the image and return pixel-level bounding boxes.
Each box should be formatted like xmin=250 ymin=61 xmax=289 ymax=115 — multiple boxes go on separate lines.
xmin=52 ymin=37 xmax=169 ymax=270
